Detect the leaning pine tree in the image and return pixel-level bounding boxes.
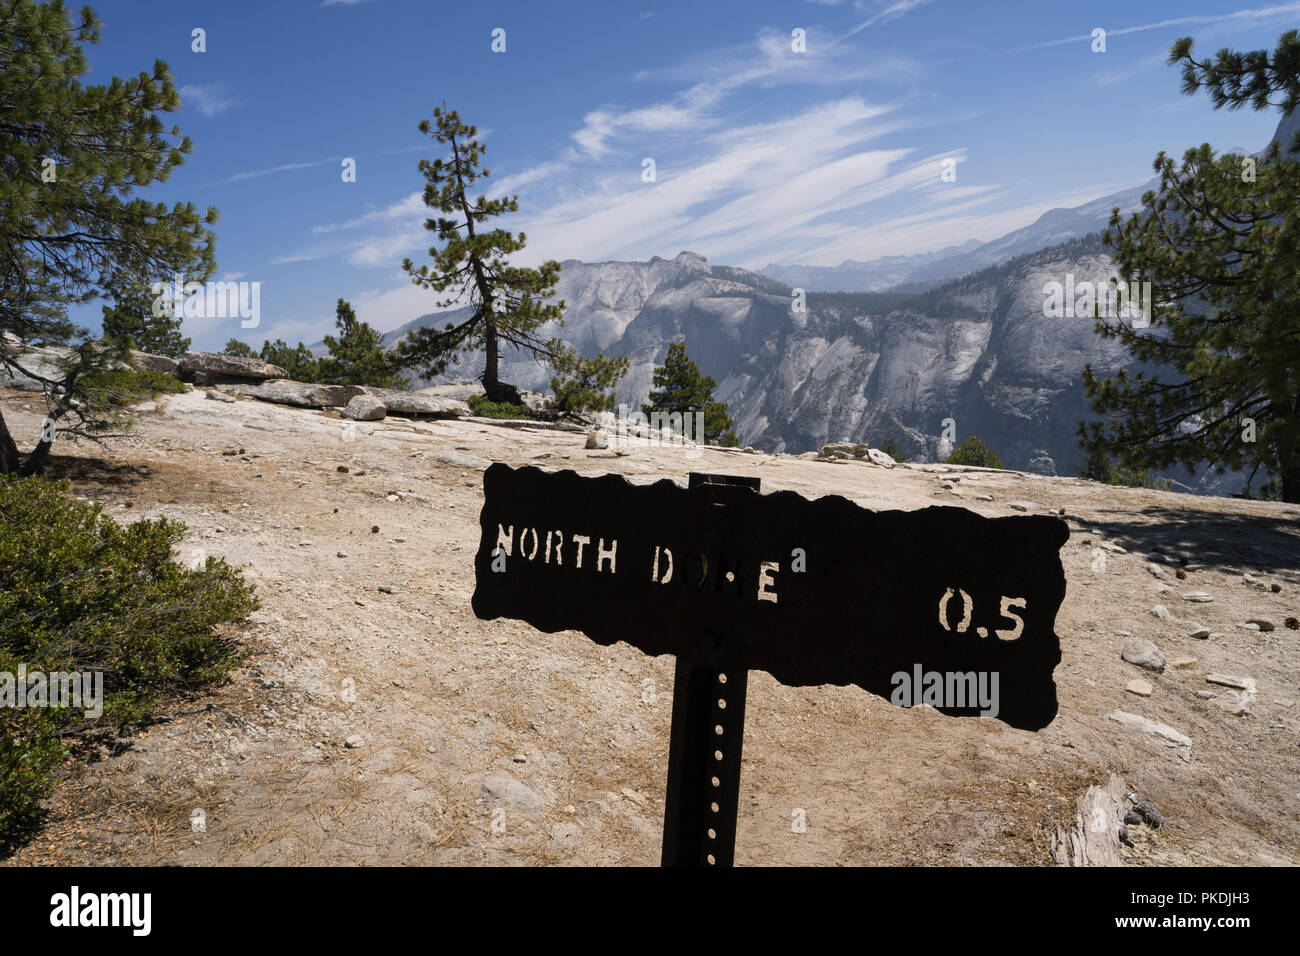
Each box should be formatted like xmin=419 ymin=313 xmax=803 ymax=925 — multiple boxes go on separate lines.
xmin=395 ymin=104 xmax=563 ymax=404
xmin=1080 ymin=30 xmax=1300 ymax=501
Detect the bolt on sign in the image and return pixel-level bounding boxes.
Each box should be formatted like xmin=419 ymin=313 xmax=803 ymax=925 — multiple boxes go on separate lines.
xmin=472 ymin=464 xmax=1069 ymax=864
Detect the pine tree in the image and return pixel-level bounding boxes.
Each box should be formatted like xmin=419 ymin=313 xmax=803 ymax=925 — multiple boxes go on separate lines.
xmin=641 ymin=342 xmax=738 ymax=446
xmin=878 ymin=437 xmax=908 ymax=463
xmin=395 ymin=104 xmax=564 ymax=404
xmin=319 ymin=298 xmax=405 ymax=389
xmin=546 ymin=338 xmax=629 ymax=417
xmin=0 ymin=0 xmax=217 ymax=473
xmin=1081 ymin=31 xmax=1300 ymax=501
xmin=947 ymin=436 xmax=1002 ymax=469
xmin=222 ymin=338 xmax=256 ymax=358
xmin=258 ymin=340 xmax=321 ymax=383
xmin=100 ymin=274 xmax=190 ymax=358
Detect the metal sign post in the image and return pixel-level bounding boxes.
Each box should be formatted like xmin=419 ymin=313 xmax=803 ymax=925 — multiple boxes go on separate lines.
xmin=660 ymin=473 xmax=759 ymax=866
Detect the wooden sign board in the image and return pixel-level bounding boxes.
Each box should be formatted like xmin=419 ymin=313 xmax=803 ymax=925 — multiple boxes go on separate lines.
xmin=472 ymin=464 xmax=1068 ymax=732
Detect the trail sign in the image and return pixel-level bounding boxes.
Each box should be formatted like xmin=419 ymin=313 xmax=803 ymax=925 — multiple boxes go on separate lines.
xmin=471 ymin=463 xmax=1069 ymax=864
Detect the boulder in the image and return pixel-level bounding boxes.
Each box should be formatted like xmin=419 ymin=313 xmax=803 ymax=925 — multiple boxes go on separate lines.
xmin=341 ymin=394 xmax=387 ymax=421
xmin=357 ymin=386 xmax=469 ymax=418
xmin=0 ymin=337 xmax=74 ymax=392
xmin=127 ymin=350 xmax=180 ymax=375
xmin=415 ymin=383 xmax=482 ymax=402
xmin=866 ymin=447 xmax=896 ymax=468
xmin=178 ymin=351 xmax=287 ymax=385
xmin=821 ymin=442 xmax=867 ymax=459
xmin=224 ymin=379 xmax=365 ymax=409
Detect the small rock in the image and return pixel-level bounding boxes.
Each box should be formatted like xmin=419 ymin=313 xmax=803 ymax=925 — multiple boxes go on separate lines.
xmin=1182 ymin=591 xmax=1213 ymax=603
xmin=386 ymin=494 xmax=399 ymax=502
xmin=1126 ymin=679 xmax=1154 ymax=697
xmin=1121 ymin=639 xmax=1166 ymax=672
xmin=974 ymin=494 xmax=994 ymax=502
xmin=378 ymin=585 xmax=395 ymax=594
xmin=1150 ymin=604 xmax=1170 ymax=619
xmin=481 ymin=771 xmax=545 ymax=813
xmin=585 ymin=429 xmax=609 ymax=450
xmin=1245 ymin=618 xmax=1275 ymax=632
xmin=336 ymin=465 xmax=349 ymax=473
xmin=1129 ymin=797 xmax=1163 ymax=828
xmin=1145 ymin=564 xmax=1164 ymax=579
xmin=1008 ymin=501 xmax=1039 ymax=513
xmin=1100 ymin=542 xmax=1127 ymax=553
xmin=1286 ymin=616 xmax=1298 ymax=629
xmin=371 ymin=525 xmax=379 ymax=533
xmin=1187 ymin=628 xmax=1211 ymax=640
xmin=1108 ymin=710 xmax=1192 ymax=752
xmin=1167 ymin=656 xmax=1197 ymax=669
xmin=345 ymin=735 xmax=363 ymax=749
xmin=1271 ymin=583 xmax=1282 ymax=594
xmin=336 ymin=550 xmax=348 ymax=558
xmin=1205 ymin=673 xmax=1255 ymax=691
xmin=1215 ymin=694 xmax=1251 ymax=716
xmin=1175 ymin=569 xmax=1187 ymax=580
xmin=205 ymin=389 xmax=236 ymax=403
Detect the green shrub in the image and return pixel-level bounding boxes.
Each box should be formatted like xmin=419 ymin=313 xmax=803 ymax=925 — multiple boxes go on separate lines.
xmin=467 ymin=394 xmax=530 ymax=419
xmin=80 ymin=367 xmax=186 ymax=398
xmin=878 ymin=437 xmax=909 ymax=463
xmin=0 ymin=476 xmax=257 ymax=848
xmin=946 ymin=436 xmax=1003 ymax=469
xmin=1078 ymin=449 xmax=1172 ymax=490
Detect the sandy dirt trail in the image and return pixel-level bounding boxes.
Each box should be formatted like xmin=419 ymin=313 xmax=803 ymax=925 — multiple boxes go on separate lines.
xmin=3 ymin=386 xmax=1298 ymax=866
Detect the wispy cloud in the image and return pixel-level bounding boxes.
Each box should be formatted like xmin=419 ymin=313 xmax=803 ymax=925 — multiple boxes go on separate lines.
xmin=833 ymin=0 xmax=935 ymax=45
xmin=572 ymin=21 xmax=926 ymax=160
xmin=179 ymin=83 xmax=235 ymax=118
xmin=1013 ymin=2 xmax=1300 ymax=53
xmin=206 ymin=144 xmax=426 ymax=188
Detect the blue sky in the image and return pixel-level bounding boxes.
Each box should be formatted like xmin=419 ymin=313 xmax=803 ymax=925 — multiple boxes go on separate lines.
xmin=76 ymin=0 xmax=1300 ymax=350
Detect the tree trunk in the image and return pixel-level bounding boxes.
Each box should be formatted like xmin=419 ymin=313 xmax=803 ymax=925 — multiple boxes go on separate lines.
xmin=483 ymin=321 xmax=499 ymax=392
xmin=0 ymin=410 xmax=20 ymax=475
xmin=18 ymin=434 xmax=52 ymax=476
xmin=1282 ymin=449 xmax=1300 ymax=504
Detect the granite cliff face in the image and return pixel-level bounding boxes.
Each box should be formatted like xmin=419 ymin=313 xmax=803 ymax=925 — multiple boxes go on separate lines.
xmin=386 ymin=241 xmax=1149 ymax=479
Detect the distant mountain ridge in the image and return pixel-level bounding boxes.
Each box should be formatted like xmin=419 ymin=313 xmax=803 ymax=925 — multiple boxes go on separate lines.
xmin=761 ymin=183 xmax=1150 ymax=292
xmin=337 ymin=111 xmax=1295 ymax=495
